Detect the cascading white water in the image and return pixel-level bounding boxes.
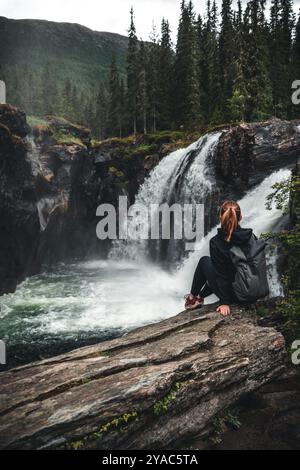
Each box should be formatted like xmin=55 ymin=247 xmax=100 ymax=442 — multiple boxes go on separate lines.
xmin=175 ymin=168 xmax=291 ymax=299
xmin=110 ymin=132 xmax=222 ymax=261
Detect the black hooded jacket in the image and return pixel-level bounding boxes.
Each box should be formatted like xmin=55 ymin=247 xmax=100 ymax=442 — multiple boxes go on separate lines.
xmin=209 ymin=225 xmax=254 ymax=305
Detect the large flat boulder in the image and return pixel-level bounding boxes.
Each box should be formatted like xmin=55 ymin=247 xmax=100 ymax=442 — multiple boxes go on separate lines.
xmin=0 ymin=304 xmax=286 ymax=450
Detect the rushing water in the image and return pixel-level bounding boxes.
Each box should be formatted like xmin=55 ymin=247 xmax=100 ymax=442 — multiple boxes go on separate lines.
xmin=110 ymin=132 xmax=222 ymax=261
xmin=0 ymin=132 xmax=291 ymax=368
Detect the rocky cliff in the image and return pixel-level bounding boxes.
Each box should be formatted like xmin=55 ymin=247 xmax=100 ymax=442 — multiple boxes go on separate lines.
xmin=0 ymin=304 xmax=286 ymax=450
xmin=0 ymin=105 xmax=40 ymax=295
xmin=215 ymin=119 xmax=300 ymax=196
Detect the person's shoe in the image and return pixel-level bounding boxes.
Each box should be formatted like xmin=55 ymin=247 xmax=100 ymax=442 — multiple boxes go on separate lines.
xmin=184 ymin=294 xmax=204 ymax=310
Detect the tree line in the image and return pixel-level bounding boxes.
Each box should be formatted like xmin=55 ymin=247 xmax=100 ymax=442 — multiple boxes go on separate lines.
xmin=104 ymin=0 xmax=300 ymax=138
xmin=2 ymin=0 xmax=300 ymax=139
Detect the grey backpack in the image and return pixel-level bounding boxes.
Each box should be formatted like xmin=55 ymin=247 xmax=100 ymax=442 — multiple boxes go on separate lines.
xmin=229 ymin=235 xmax=270 ymax=302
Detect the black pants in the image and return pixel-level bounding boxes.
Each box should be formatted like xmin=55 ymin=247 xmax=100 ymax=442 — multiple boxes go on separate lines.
xmin=191 ymin=256 xmax=221 ymax=299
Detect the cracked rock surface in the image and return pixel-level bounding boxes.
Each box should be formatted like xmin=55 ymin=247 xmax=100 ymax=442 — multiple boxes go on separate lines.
xmin=0 ymin=304 xmax=286 ymax=450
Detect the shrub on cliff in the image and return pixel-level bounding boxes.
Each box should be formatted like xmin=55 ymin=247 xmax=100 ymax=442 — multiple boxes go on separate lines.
xmin=264 ymin=170 xmax=300 ymax=344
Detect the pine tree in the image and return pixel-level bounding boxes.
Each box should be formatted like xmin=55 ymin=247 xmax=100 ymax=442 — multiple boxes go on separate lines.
xmin=118 ymin=78 xmax=126 ymax=137
xmin=292 ymin=10 xmax=300 ymax=118
xmin=196 ymin=13 xmax=205 ymax=120
xmin=157 ymin=19 xmax=174 ymax=129
xmin=137 ymin=41 xmax=148 ymax=134
xmin=243 ymin=0 xmax=272 ymax=121
xmin=173 ymin=0 xmax=201 ymax=129
xmin=127 ymin=7 xmax=139 ymax=134
xmin=270 ymin=0 xmax=295 ymax=117
xmin=95 ymin=86 xmax=109 ymax=140
xmin=228 ymin=0 xmax=248 ymax=121
xmin=281 ymin=0 xmax=295 ymax=117
xmin=293 ymin=10 xmax=300 ymax=79
xmin=107 ymin=52 xmax=121 ymax=136
xmin=146 ymin=23 xmax=160 ymax=132
xmin=270 ymin=0 xmax=282 ymax=116
xmin=219 ymin=0 xmax=235 ymax=120
xmin=201 ymin=0 xmax=221 ymax=122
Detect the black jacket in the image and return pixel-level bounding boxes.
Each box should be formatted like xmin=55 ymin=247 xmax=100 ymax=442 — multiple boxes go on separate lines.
xmin=209 ymin=225 xmax=254 ymax=305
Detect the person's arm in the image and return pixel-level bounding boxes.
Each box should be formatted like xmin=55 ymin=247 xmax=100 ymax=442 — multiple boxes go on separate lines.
xmin=210 ymin=238 xmax=233 ymax=306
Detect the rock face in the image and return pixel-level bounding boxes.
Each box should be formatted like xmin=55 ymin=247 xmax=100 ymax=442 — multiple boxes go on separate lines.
xmin=203 ymin=369 xmax=300 ymax=450
xmin=0 ymin=304 xmax=286 ymax=450
xmin=0 ymin=105 xmax=40 ymax=295
xmin=28 ymin=118 xmax=95 ymax=265
xmin=215 ymin=119 xmax=300 ymax=193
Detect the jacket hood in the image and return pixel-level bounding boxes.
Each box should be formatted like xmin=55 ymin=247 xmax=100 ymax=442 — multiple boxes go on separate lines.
xmin=218 ymin=225 xmax=253 ymax=245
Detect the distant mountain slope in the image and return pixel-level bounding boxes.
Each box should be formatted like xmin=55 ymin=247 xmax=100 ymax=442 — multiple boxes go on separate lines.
xmin=0 ymin=16 xmax=128 ymax=116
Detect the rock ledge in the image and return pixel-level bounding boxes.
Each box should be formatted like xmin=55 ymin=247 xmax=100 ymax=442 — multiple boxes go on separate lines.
xmin=0 ymin=304 xmax=286 ymax=450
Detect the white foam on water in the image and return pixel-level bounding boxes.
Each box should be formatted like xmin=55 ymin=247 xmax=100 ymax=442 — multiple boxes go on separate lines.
xmin=174 ymin=168 xmax=291 ymax=297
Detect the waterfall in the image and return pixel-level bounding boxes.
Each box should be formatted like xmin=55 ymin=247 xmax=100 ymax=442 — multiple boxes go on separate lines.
xmin=175 ymin=168 xmax=291 ymax=299
xmin=110 ymin=132 xmax=222 ymax=261
xmin=110 ymin=130 xmax=290 ymax=299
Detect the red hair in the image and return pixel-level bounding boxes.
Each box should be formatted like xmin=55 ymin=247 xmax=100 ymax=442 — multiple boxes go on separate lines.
xmin=219 ymin=201 xmax=241 ymax=242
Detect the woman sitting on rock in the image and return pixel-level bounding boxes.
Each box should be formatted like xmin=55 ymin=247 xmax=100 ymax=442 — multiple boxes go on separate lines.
xmin=184 ymin=200 xmax=269 ymax=316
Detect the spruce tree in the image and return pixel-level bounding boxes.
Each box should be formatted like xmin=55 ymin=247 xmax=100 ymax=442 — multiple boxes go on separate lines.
xmin=95 ymin=86 xmax=109 ymax=140
xmin=147 ymin=23 xmax=160 ymax=133
xmin=118 ymin=78 xmax=126 ymax=137
xmin=292 ymin=10 xmax=300 ymax=118
xmin=219 ymin=0 xmax=235 ymax=120
xmin=174 ymin=0 xmax=201 ymax=129
xmin=201 ymin=0 xmax=221 ymax=122
xmin=127 ymin=7 xmax=139 ymax=134
xmin=228 ymin=0 xmax=248 ymax=122
xmin=157 ymin=19 xmax=174 ymax=130
xmin=137 ymin=41 xmax=149 ymax=134
xmin=270 ymin=0 xmax=282 ymax=116
xmin=281 ymin=0 xmax=295 ymax=118
xmin=243 ymin=0 xmax=272 ymax=121
xmin=107 ymin=52 xmax=121 ymax=137
xmin=270 ymin=0 xmax=295 ymax=117
xmin=293 ymin=10 xmax=300 ymax=80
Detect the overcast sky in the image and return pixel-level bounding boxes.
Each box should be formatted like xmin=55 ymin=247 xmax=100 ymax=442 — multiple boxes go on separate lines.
xmin=1 ymin=0 xmax=300 ymax=41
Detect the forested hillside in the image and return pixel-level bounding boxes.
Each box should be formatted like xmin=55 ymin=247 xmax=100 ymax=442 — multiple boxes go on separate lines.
xmin=1 ymin=0 xmax=300 ymax=139
xmin=0 ymin=16 xmax=128 ymax=130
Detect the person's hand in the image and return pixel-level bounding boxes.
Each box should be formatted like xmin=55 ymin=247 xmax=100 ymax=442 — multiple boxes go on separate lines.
xmin=216 ymin=304 xmax=231 ymax=316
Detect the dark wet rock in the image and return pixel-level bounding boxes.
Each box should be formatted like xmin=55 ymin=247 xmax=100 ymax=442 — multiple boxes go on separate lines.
xmin=215 ymin=119 xmax=300 ymax=192
xmin=0 ymin=106 xmax=40 ymax=295
xmin=0 ymin=304 xmax=286 ymax=450
xmin=0 ymin=104 xmax=30 ymax=138
xmin=196 ymin=369 xmax=300 ymax=450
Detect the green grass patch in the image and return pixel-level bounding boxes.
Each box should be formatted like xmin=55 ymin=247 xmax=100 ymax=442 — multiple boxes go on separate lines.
xmin=211 ymin=408 xmax=241 ymax=445
xmin=153 ymin=381 xmax=187 ymax=415
xmin=53 ymin=132 xmax=84 ymax=146
xmin=60 ymin=411 xmax=139 ymax=450
xmin=130 ymin=143 xmax=158 ymax=156
xmin=27 ymin=116 xmax=49 ymax=128
xmin=108 ymin=166 xmax=125 ymax=178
